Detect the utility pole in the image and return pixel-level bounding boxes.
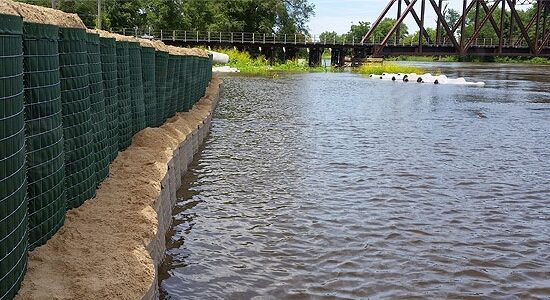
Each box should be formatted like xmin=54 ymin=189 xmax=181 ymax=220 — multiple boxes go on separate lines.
xmin=97 ymin=0 xmax=102 ymax=29
xmin=51 ymin=0 xmax=56 ymax=9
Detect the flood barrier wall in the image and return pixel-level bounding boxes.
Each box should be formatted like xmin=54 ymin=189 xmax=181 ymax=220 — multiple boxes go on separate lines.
xmin=0 ymin=5 xmax=212 ymax=299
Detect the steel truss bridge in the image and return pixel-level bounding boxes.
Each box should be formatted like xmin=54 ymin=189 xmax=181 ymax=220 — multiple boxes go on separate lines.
xmin=115 ymin=0 xmax=550 ymax=66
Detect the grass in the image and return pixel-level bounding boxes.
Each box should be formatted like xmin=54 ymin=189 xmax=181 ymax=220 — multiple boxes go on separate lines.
xmin=354 ymin=63 xmax=426 ymax=75
xmin=213 ymin=48 xmax=327 ymax=74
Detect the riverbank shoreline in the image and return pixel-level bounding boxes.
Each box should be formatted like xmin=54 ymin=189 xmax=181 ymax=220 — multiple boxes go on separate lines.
xmin=386 ymin=55 xmax=550 ymax=65
xmin=15 ymin=75 xmax=222 ymax=300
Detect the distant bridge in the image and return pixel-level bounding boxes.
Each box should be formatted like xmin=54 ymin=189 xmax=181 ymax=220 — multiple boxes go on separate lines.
xmin=115 ymin=0 xmax=550 ymax=66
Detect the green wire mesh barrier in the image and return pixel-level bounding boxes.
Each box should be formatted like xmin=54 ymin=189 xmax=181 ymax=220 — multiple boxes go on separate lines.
xmin=176 ymin=56 xmax=186 ymax=112
xmin=169 ymin=54 xmax=180 ymax=117
xmin=58 ymin=27 xmax=96 ymax=210
xmin=191 ymin=56 xmax=199 ymax=105
xmin=0 ymin=13 xmax=28 ymax=300
xmin=99 ymin=37 xmax=118 ymax=163
xmin=164 ymin=54 xmax=176 ymax=120
xmin=154 ymin=50 xmax=168 ymax=127
xmin=182 ymin=56 xmax=192 ymax=112
xmin=128 ymin=42 xmax=146 ymax=135
xmin=22 ymin=22 xmax=65 ymax=250
xmin=206 ymin=56 xmax=213 ymax=92
xmin=173 ymin=55 xmax=182 ymax=115
xmin=141 ymin=47 xmax=156 ymax=128
xmin=188 ymin=56 xmax=196 ymax=107
xmin=116 ymin=41 xmax=132 ymax=151
xmin=86 ymin=32 xmax=109 ymax=186
xmin=0 ymin=16 xmax=213 ymax=296
xmin=199 ymin=57 xmax=206 ymax=99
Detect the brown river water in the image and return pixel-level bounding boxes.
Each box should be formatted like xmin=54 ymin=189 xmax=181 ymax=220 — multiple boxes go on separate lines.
xmin=159 ymin=63 xmax=550 ymax=299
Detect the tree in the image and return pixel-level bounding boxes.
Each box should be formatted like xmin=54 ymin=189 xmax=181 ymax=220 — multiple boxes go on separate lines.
xmin=369 ymin=18 xmax=408 ymax=43
xmin=145 ymin=0 xmax=186 ymax=30
xmin=104 ymin=0 xmax=147 ymax=30
xmin=17 ymin=0 xmax=315 ymax=35
xmin=319 ymin=31 xmax=340 ymax=43
xmin=176 ymin=0 xmax=315 ymax=34
xmin=402 ymin=27 xmax=437 ymax=45
xmin=445 ymin=8 xmax=460 ymax=29
xmin=346 ymin=21 xmax=370 ymax=42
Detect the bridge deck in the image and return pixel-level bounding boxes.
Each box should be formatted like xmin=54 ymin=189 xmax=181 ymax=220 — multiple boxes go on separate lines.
xmin=113 ymin=29 xmax=550 ymax=57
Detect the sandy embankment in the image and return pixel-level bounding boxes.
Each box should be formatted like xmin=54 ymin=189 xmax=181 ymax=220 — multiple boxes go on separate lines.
xmin=16 ymin=75 xmax=222 ymax=300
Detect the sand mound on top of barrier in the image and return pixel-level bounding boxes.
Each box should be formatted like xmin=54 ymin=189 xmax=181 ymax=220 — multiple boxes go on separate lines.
xmin=7 ymin=0 xmax=85 ymax=28
xmin=0 ymin=1 xmax=19 ymax=15
xmin=16 ymin=76 xmax=222 ymax=300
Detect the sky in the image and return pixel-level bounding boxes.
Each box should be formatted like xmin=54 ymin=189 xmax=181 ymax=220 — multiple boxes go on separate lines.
xmin=306 ymin=0 xmax=530 ymax=35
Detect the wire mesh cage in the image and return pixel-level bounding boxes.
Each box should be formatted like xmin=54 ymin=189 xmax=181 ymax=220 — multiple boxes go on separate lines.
xmin=58 ymin=27 xmax=96 ymax=210
xmin=22 ymin=22 xmax=66 ymax=250
xmin=0 ymin=13 xmax=28 ymax=300
xmin=128 ymin=42 xmax=146 ymax=135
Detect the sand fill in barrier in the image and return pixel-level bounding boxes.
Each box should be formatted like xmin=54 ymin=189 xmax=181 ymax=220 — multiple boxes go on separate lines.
xmin=16 ymin=76 xmax=222 ymax=300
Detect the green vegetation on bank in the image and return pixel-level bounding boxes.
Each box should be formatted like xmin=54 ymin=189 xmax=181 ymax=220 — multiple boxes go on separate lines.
xmin=354 ymin=63 xmax=425 ymax=75
xmin=214 ymin=48 xmax=327 ymax=74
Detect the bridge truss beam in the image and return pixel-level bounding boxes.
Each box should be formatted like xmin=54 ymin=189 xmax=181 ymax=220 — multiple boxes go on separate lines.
xmin=362 ymin=0 xmax=550 ymax=57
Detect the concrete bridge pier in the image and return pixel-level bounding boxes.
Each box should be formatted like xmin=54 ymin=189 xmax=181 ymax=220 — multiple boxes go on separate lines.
xmin=308 ymin=47 xmax=324 ymax=67
xmin=331 ymin=48 xmax=346 ymax=67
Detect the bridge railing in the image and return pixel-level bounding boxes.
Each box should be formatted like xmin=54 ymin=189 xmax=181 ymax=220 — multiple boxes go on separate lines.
xmin=112 ymin=28 xmax=548 ymax=49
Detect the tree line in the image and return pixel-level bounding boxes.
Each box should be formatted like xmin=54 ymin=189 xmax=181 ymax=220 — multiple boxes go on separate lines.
xmin=17 ymin=0 xmax=315 ymax=34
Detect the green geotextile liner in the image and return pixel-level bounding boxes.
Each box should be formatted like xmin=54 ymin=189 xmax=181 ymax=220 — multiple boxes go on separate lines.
xmin=167 ymin=54 xmax=179 ymax=118
xmin=0 ymin=13 xmax=28 ymax=300
xmin=200 ymin=57 xmax=208 ymax=98
xmin=154 ymin=51 xmax=168 ymax=127
xmin=164 ymin=54 xmax=176 ymax=120
xmin=141 ymin=47 xmax=156 ymax=128
xmin=206 ymin=55 xmax=213 ymax=92
xmin=205 ymin=56 xmax=212 ymax=91
xmin=176 ymin=56 xmax=186 ymax=112
xmin=128 ymin=42 xmax=145 ymax=134
xmin=208 ymin=55 xmax=213 ymax=87
xmin=199 ymin=57 xmax=206 ymax=98
xmin=171 ymin=55 xmax=181 ymax=115
xmin=59 ymin=27 xmax=96 ymax=210
xmin=86 ymin=32 xmax=109 ymax=186
xmin=191 ymin=56 xmax=199 ymax=106
xmin=116 ymin=41 xmax=132 ymax=150
xmin=182 ymin=56 xmax=193 ymax=112
xmin=99 ymin=37 xmax=118 ymax=163
xmin=187 ymin=56 xmax=196 ymax=108
xmin=22 ymin=22 xmax=65 ymax=250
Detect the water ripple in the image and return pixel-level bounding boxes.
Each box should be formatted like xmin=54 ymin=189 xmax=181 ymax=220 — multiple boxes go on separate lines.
xmin=160 ymin=69 xmax=550 ymax=299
